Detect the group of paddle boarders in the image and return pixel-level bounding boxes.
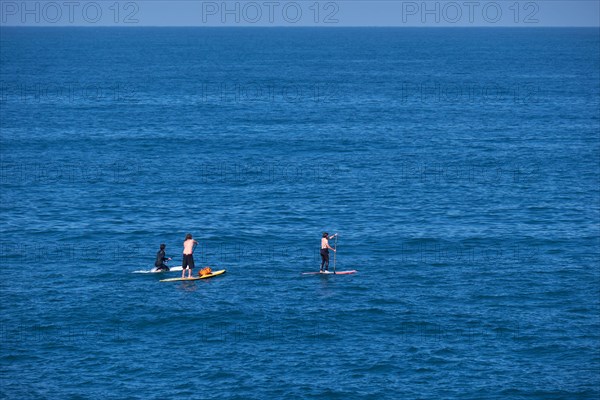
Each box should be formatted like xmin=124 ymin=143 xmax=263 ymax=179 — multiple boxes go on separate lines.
xmin=155 ymin=232 xmax=338 ymax=276
xmin=154 ymin=233 xmax=198 ymax=278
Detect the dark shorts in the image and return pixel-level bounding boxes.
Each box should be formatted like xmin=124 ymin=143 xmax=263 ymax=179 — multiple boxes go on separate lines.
xmin=182 ymin=254 xmax=195 ymax=270
xmin=320 ymin=248 xmax=329 ymax=260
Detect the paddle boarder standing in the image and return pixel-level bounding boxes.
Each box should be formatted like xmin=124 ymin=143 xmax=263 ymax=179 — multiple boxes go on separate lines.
xmin=154 ymin=243 xmax=172 ymax=271
xmin=182 ymin=233 xmax=198 ymax=279
xmin=320 ymin=232 xmax=337 ymax=272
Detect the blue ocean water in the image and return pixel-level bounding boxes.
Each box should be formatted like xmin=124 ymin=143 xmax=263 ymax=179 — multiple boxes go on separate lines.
xmin=0 ymin=27 xmax=599 ymax=399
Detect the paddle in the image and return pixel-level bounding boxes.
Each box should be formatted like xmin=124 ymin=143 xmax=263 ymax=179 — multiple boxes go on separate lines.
xmin=333 ymin=233 xmax=338 ymax=274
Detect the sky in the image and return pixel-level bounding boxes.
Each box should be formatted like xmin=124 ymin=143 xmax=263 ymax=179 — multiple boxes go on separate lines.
xmin=0 ymin=0 xmax=599 ymax=27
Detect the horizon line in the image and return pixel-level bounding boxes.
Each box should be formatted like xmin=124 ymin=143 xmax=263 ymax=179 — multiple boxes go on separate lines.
xmin=1 ymin=25 xmax=599 ymax=28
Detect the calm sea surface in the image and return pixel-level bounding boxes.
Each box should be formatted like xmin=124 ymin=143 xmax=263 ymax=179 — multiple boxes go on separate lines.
xmin=1 ymin=28 xmax=599 ymax=399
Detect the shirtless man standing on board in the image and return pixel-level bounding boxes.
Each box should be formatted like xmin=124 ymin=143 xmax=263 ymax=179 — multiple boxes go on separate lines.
xmin=182 ymin=233 xmax=198 ymax=279
xmin=320 ymin=232 xmax=337 ymax=272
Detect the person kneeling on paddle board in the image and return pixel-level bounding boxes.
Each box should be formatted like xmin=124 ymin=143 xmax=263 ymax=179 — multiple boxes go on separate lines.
xmin=320 ymin=232 xmax=337 ymax=272
xmin=182 ymin=233 xmax=198 ymax=279
xmin=154 ymin=243 xmax=172 ymax=271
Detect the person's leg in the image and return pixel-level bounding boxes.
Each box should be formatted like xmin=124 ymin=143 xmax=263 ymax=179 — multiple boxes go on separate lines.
xmin=188 ymin=255 xmax=195 ymax=278
xmin=320 ymin=252 xmax=326 ymax=271
xmin=181 ymin=255 xmax=187 ymax=278
xmin=324 ymin=251 xmax=329 ymax=271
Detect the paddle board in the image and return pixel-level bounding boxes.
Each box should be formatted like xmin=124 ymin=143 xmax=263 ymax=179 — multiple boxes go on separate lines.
xmin=133 ymin=266 xmax=183 ymax=274
xmin=301 ymin=270 xmax=357 ymax=275
xmin=160 ymin=269 xmax=226 ymax=282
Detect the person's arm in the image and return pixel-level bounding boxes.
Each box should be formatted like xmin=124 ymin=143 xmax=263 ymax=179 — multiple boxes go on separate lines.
xmin=327 ymin=244 xmax=336 ymax=251
xmin=328 ymin=233 xmax=337 ymax=240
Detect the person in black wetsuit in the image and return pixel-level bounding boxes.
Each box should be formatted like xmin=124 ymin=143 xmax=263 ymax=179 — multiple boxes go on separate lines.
xmin=154 ymin=243 xmax=172 ymax=271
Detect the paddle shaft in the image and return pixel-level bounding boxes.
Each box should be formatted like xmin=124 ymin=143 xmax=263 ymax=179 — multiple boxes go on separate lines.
xmin=333 ymin=234 xmax=337 ymax=273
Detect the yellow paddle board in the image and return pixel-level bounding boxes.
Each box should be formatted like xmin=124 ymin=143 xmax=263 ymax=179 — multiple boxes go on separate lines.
xmin=160 ymin=269 xmax=226 ymax=282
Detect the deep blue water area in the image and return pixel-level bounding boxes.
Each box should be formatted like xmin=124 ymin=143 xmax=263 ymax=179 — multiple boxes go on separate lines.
xmin=1 ymin=27 xmax=599 ymax=399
